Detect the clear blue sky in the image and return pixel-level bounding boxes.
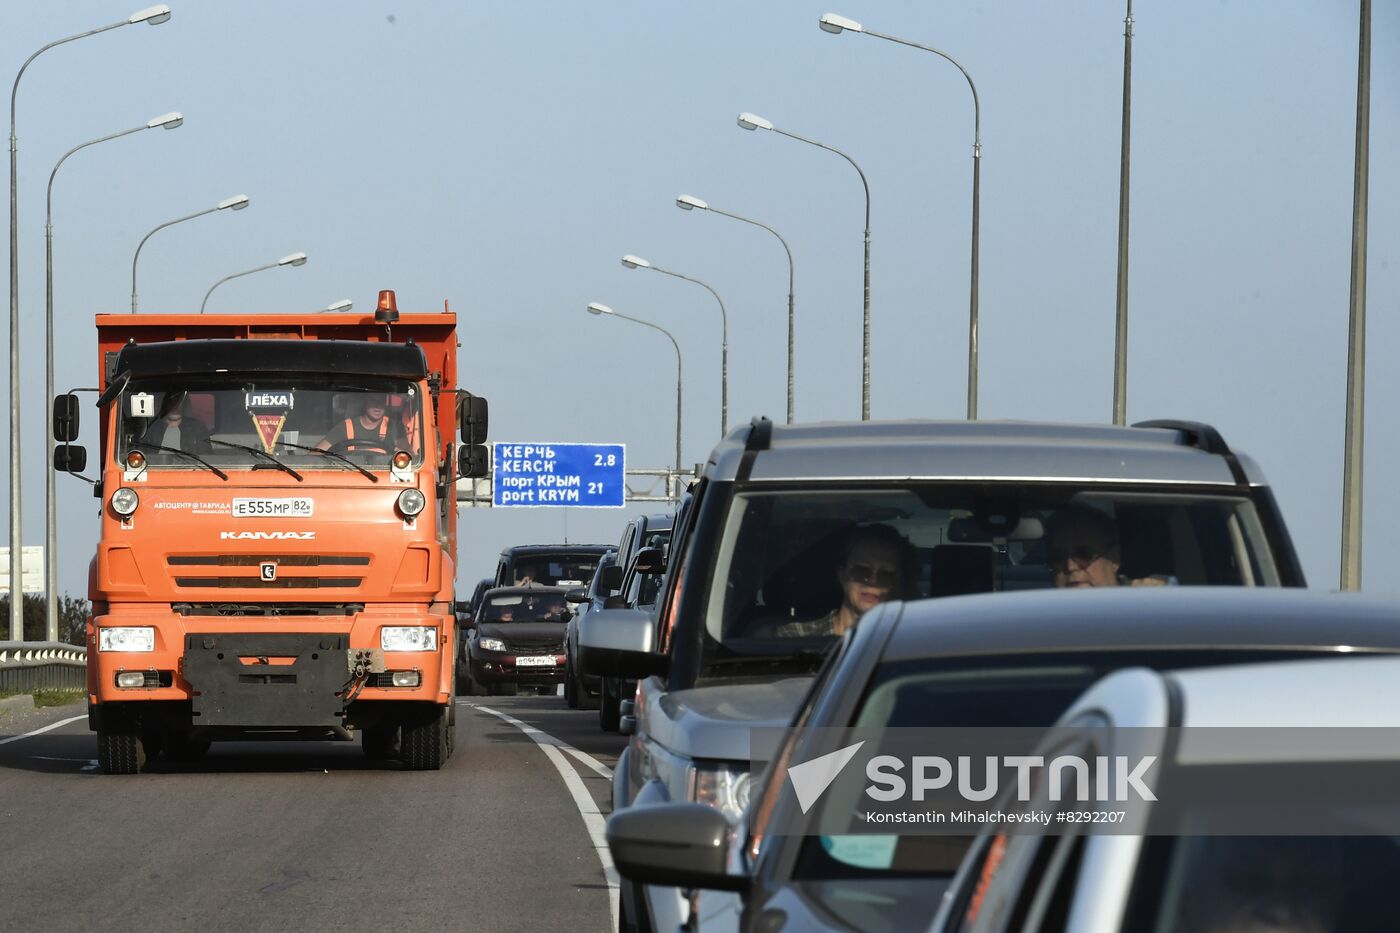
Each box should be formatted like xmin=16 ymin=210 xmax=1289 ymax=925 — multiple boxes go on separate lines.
xmin=2 ymin=1 xmax=1396 ymax=596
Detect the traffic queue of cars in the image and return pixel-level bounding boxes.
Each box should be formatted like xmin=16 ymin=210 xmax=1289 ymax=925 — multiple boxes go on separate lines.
xmin=561 ymin=416 xmax=1400 ymax=931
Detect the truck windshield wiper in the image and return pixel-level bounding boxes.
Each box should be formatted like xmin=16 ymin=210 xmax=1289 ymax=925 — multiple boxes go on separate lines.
xmin=207 ymin=438 xmax=303 ymax=482
xmin=278 ymin=440 xmax=378 ymax=482
xmin=131 ymin=441 xmax=229 ymax=481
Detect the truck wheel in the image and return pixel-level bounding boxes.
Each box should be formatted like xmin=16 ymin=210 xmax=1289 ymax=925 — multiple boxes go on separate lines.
xmin=362 ymin=723 xmax=400 ymax=761
xmin=492 ymin=682 xmax=518 ymax=697
xmin=599 ymin=679 xmax=621 ymax=733
xmin=97 ymin=714 xmax=146 ymax=775
xmin=401 ymin=705 xmax=450 ymax=770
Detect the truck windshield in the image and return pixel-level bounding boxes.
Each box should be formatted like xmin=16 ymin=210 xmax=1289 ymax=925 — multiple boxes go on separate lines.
xmin=699 ymin=484 xmax=1281 ymax=681
xmin=116 ymin=377 xmax=425 ymax=472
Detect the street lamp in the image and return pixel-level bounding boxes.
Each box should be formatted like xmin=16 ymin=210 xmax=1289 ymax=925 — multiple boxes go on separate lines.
xmin=677 ymin=194 xmax=796 ymax=424
xmin=819 ymin=12 xmax=983 ymax=419
xmin=586 ymin=302 xmax=683 ymax=477
xmin=322 ymin=299 xmax=353 ymax=313
xmin=131 ymin=194 xmax=249 ymax=312
xmin=9 ymin=3 xmax=172 ymax=641
xmin=200 ymin=252 xmax=308 ymax=314
xmin=737 ymin=111 xmax=871 ymax=420
xmin=42 ymin=110 xmax=181 ymax=640
xmin=620 ymin=253 xmax=727 ymax=437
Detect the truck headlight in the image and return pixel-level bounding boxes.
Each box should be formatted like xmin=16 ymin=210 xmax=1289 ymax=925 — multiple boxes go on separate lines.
xmin=691 ymin=762 xmax=752 ymax=822
xmin=99 ymin=626 xmax=155 ymax=652
xmin=110 ymin=487 xmax=140 ymax=516
xmin=380 ymin=626 xmax=437 ymax=652
xmin=397 ymin=488 xmax=426 ymax=517
xmin=479 ymin=637 xmax=506 ymax=652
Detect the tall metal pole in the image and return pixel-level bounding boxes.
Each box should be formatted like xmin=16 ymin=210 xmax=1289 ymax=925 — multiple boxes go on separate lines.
xmin=200 ymin=253 xmax=307 ymax=313
xmin=745 ymin=120 xmax=869 ymax=418
xmin=822 ymin=24 xmax=980 ymax=419
xmin=45 ymin=123 xmax=152 ymax=640
xmin=9 ymin=16 xmax=135 ymax=640
xmin=1112 ymin=0 xmax=1134 ymax=425
xmin=132 ymin=206 xmax=217 ymax=313
xmin=682 ymin=200 xmax=796 ymax=424
xmin=1340 ymin=0 xmax=1371 ymax=591
xmin=640 ymin=264 xmax=725 ymax=437
xmin=588 ymin=306 xmax=683 ymax=486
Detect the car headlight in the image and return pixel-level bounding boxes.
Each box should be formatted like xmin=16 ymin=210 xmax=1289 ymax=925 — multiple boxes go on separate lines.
xmin=99 ymin=626 xmax=155 ymax=652
xmin=110 ymin=487 xmax=140 ymax=516
xmin=397 ymin=488 xmax=426 ymax=517
xmin=479 ymin=637 xmax=506 ymax=652
xmin=380 ymin=626 xmax=437 ymax=652
xmin=691 ymin=762 xmax=752 ymax=822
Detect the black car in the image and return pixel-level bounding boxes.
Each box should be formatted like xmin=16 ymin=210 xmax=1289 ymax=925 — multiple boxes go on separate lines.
xmin=493 ymin=544 xmax=610 ymax=589
xmin=456 ymin=576 xmax=496 ymax=683
xmin=605 ymin=588 xmax=1400 ymax=932
xmin=462 ymin=586 xmax=573 ymax=697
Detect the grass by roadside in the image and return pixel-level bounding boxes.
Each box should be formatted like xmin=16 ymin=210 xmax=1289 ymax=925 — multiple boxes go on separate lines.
xmin=31 ymin=689 xmax=84 ymax=708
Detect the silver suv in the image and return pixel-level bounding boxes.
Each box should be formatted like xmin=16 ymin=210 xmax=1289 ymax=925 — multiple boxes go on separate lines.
xmin=581 ymin=417 xmax=1303 ymax=933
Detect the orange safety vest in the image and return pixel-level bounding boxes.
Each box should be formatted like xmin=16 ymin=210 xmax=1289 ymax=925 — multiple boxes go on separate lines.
xmin=344 ymin=416 xmax=389 ymax=452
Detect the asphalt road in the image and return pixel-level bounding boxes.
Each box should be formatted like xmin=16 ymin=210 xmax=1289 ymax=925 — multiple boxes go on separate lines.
xmin=0 ymin=694 xmax=627 ymax=933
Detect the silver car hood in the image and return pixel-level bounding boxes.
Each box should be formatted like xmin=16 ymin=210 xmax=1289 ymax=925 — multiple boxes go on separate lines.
xmin=648 ymin=677 xmax=813 ymax=762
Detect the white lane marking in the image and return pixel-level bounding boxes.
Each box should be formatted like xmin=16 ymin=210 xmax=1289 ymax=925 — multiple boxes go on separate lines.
xmin=457 ymin=699 xmax=613 ymax=778
xmin=0 ymin=714 xmax=86 ymax=747
xmin=473 ymin=703 xmax=619 ymax=932
xmin=564 ymin=745 xmax=614 ymax=780
xmin=32 ymin=756 xmax=100 ymax=771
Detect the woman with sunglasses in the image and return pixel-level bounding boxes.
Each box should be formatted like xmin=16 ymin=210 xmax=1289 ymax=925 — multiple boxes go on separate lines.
xmin=775 ymin=523 xmax=915 ymax=637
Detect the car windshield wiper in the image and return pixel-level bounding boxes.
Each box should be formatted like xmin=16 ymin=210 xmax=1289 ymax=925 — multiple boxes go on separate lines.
xmin=207 ymin=438 xmax=303 ymax=481
xmin=278 ymin=440 xmax=378 ymax=482
xmin=130 ymin=441 xmax=229 ymax=480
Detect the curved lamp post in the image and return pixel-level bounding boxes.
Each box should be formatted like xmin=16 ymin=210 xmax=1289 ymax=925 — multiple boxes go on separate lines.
xmin=42 ymin=110 xmax=181 ymax=639
xmin=621 ymin=254 xmax=726 ymax=437
xmin=587 ymin=302 xmax=682 ymax=476
xmin=131 ymin=193 xmax=249 ymax=312
xmin=200 ymin=252 xmax=307 ymax=313
xmin=8 ymin=3 xmax=172 ymax=640
xmin=819 ymin=12 xmax=982 ymax=419
xmin=677 ymin=194 xmax=796 ymax=424
xmin=321 ymin=299 xmax=353 ymax=313
xmin=737 ymin=111 xmax=871 ymax=420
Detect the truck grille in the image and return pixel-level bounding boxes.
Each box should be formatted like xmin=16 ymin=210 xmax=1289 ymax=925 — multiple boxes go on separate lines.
xmin=167 ymin=554 xmax=370 ymax=590
xmin=167 ymin=554 xmax=370 ymax=567
xmin=173 ymin=576 xmax=362 ymax=589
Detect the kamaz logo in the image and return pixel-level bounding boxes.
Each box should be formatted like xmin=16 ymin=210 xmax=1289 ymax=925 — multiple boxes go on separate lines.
xmin=219 ymin=531 xmax=316 ymax=540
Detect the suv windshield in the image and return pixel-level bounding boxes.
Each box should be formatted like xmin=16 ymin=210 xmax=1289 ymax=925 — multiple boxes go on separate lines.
xmin=117 ymin=377 xmax=424 ymax=471
xmin=700 ymin=485 xmax=1280 ymax=679
xmin=508 ymin=554 xmax=601 ymax=587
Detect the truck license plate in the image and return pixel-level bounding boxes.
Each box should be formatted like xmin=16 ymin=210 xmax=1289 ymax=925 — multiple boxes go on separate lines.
xmin=515 ymin=655 xmax=557 ymax=667
xmin=232 ymin=497 xmax=314 ymax=518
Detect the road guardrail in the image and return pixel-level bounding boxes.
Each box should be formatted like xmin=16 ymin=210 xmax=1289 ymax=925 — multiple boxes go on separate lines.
xmin=0 ymin=641 xmax=86 ymax=694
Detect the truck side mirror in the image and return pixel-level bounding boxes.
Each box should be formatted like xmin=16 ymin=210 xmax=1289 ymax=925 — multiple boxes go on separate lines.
xmin=53 ymin=393 xmax=80 ymax=442
xmin=458 ymin=444 xmax=489 ymax=479
xmin=459 ymin=394 xmax=489 ymax=446
xmin=54 ymin=445 xmax=87 ymax=473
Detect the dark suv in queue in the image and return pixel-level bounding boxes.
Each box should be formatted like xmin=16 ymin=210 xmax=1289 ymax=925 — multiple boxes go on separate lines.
xmin=493 ymin=543 xmax=609 ymax=588
xmin=463 ymin=586 xmax=573 ymax=696
xmin=581 ymin=416 xmax=1304 ymax=933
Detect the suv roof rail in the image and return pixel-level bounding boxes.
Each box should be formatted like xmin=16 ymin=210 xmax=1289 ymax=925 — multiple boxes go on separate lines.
xmin=1133 ymin=419 xmax=1248 ymax=487
xmin=736 ymin=416 xmax=774 ymax=483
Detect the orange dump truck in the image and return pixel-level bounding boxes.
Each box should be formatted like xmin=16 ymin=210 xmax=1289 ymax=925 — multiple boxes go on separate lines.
xmin=52 ymin=293 xmax=489 ymax=773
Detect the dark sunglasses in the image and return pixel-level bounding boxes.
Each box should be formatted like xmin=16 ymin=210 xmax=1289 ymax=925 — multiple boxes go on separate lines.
xmin=846 ymin=563 xmax=901 ymax=588
xmin=1049 ymin=543 xmax=1115 ymax=569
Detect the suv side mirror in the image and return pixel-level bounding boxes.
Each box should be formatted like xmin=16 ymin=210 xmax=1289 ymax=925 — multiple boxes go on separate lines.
xmin=54 ymin=445 xmax=87 ymax=473
xmin=458 ymin=444 xmax=489 ymax=478
xmin=634 ymin=546 xmax=666 ymax=575
xmin=603 ymin=594 xmax=628 ymax=610
xmin=599 ymin=564 xmax=624 ymax=591
xmin=564 ymin=587 xmax=589 ymax=604
xmin=459 ymin=394 xmax=489 ymax=446
xmin=53 ymin=394 xmax=80 ymax=442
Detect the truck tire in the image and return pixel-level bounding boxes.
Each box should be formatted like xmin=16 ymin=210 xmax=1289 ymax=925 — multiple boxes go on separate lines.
xmin=362 ymin=724 xmax=400 ymax=761
xmin=97 ymin=713 xmax=146 ymax=775
xmin=401 ymin=704 xmax=450 ymax=770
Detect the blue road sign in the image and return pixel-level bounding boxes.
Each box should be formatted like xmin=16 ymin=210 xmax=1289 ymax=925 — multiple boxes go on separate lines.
xmin=493 ymin=443 xmax=626 ymax=508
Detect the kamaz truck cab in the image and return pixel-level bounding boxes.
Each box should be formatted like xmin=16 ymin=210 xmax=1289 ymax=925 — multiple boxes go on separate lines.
xmin=52 ymin=293 xmax=489 ymax=773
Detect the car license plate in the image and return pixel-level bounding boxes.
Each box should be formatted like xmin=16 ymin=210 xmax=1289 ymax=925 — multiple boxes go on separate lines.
xmin=232 ymin=497 xmax=314 ymax=518
xmin=515 ymin=655 xmax=557 ymax=667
